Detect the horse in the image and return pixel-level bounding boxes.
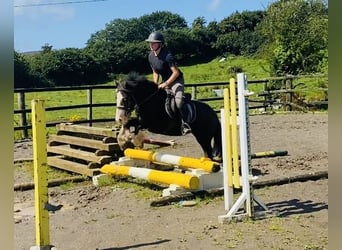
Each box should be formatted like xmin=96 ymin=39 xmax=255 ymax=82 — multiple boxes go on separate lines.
xmin=115 ymin=72 xmax=222 ymax=162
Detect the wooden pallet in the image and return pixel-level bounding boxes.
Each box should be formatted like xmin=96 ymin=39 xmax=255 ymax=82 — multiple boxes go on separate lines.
xmin=47 ymin=123 xmax=122 ymax=177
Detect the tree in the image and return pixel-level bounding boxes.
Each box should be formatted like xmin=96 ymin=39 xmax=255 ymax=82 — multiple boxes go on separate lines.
xmin=258 ymin=0 xmax=328 ymax=75
xmin=27 ymin=47 xmax=103 ymax=86
xmin=191 ymin=16 xmax=206 ymax=30
xmin=218 ymin=10 xmax=264 ymax=33
xmin=85 ymin=11 xmax=189 ymax=76
xmin=14 ymin=51 xmax=32 ymax=88
xmin=189 ymin=17 xmax=218 ymax=61
xmin=48 ymin=48 xmax=104 ymax=85
xmin=14 ymin=51 xmax=51 ymax=88
xmin=215 ymin=10 xmax=265 ymax=56
xmin=139 ymin=11 xmax=188 ymax=32
xmin=161 ymin=28 xmax=193 ymax=63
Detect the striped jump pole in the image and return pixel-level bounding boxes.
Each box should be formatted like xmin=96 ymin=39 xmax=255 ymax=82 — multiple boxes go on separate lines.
xmin=123 ymin=148 xmax=221 ymax=173
xmin=100 ymin=164 xmax=200 ymax=190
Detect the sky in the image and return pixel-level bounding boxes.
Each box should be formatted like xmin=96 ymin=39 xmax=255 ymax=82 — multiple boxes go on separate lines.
xmin=14 ymin=0 xmax=276 ymax=52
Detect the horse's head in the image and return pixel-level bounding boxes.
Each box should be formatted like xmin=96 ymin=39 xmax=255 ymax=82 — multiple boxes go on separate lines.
xmin=115 ymin=87 xmax=135 ymax=125
xmin=115 ymin=73 xmax=140 ymax=124
xmin=115 ymin=72 xmax=157 ymax=125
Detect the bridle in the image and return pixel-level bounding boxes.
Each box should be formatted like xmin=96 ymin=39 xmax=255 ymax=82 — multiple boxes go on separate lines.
xmin=116 ymin=89 xmax=136 ymax=117
xmin=117 ymin=83 xmax=160 ymax=116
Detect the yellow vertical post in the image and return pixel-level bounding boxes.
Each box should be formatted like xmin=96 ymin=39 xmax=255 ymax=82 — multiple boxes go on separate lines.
xmin=31 ymin=99 xmax=50 ymax=247
xmin=229 ymin=79 xmax=240 ymax=188
xmin=223 ymin=87 xmax=233 ymax=187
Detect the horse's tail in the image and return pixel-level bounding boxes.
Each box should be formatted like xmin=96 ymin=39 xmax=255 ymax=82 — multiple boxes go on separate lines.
xmin=212 ymin=122 xmax=223 ymax=163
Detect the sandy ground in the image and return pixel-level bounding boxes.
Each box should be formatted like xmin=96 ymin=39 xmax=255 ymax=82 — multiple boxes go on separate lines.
xmin=13 ymin=113 xmax=328 ymax=250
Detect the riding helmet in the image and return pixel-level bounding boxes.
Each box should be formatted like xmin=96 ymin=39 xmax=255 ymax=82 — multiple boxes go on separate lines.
xmin=145 ymin=31 xmax=164 ymax=44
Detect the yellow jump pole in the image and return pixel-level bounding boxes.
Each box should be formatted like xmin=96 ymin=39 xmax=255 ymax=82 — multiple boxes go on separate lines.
xmin=224 ymin=81 xmax=233 ymax=187
xmin=229 ymin=79 xmax=240 ymax=188
xmin=101 ymin=164 xmax=199 ymax=190
xmin=123 ymin=148 xmax=220 ymax=173
xmin=30 ymin=100 xmax=51 ymax=250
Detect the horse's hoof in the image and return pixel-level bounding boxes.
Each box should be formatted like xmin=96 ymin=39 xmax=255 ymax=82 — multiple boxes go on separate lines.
xmin=121 ymin=141 xmax=135 ymax=151
xmin=212 ymin=156 xmax=223 ymax=163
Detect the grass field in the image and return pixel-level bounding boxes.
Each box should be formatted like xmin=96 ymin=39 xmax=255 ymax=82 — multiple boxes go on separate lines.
xmin=180 ymin=56 xmax=271 ymax=83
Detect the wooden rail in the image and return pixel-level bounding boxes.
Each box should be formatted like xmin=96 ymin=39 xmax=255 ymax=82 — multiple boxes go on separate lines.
xmin=46 ymin=123 xmax=122 ymax=176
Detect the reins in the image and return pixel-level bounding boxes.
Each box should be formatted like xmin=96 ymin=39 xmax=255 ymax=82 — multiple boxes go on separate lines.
xmin=136 ymin=89 xmax=160 ymax=107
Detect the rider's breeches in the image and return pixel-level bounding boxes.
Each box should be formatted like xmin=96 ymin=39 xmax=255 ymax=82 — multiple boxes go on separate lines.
xmin=170 ymin=82 xmax=185 ymax=110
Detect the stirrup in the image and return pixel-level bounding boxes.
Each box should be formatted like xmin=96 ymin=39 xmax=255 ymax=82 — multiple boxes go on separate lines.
xmin=181 ymin=122 xmax=192 ymax=135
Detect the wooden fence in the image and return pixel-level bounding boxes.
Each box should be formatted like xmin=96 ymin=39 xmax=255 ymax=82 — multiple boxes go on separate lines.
xmin=14 ymin=75 xmax=328 ymax=139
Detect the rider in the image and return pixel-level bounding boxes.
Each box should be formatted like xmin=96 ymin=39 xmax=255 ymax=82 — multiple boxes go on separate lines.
xmin=145 ymin=31 xmax=191 ymax=135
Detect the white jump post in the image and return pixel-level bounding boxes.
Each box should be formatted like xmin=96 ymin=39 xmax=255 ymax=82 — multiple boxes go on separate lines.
xmin=218 ymin=73 xmax=278 ymax=223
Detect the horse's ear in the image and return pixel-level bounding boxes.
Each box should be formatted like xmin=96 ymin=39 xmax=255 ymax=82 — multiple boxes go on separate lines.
xmin=126 ymin=71 xmax=138 ymax=81
xmin=136 ymin=74 xmax=147 ymax=82
xmin=112 ymin=73 xmax=127 ymax=88
xmin=116 ymin=80 xmax=125 ymax=91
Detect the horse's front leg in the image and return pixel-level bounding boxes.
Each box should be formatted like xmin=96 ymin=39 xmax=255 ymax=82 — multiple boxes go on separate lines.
xmin=117 ymin=119 xmax=146 ymax=151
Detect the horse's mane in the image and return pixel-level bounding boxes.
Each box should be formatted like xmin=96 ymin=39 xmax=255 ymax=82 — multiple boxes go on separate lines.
xmin=117 ymin=71 xmax=157 ymax=92
xmin=126 ymin=71 xmax=147 ymax=82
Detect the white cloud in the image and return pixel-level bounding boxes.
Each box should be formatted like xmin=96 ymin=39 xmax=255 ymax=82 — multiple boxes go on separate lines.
xmin=208 ymin=0 xmax=223 ymax=12
xmin=14 ymin=0 xmax=75 ymax=21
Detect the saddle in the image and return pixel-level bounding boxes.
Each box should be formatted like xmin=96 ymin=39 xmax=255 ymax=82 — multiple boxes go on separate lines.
xmin=164 ymin=89 xmax=196 ymax=124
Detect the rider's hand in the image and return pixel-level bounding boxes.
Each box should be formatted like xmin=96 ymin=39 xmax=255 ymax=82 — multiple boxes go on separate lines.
xmin=158 ymin=82 xmax=168 ymax=89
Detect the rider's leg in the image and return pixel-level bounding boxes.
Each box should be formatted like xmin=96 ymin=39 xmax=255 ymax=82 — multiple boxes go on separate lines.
xmin=172 ymin=83 xmax=184 ymax=110
xmin=171 ymin=83 xmax=191 ymax=135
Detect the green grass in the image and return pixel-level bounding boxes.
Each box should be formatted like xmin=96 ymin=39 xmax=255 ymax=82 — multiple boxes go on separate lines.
xmin=179 ymin=56 xmax=271 ymax=83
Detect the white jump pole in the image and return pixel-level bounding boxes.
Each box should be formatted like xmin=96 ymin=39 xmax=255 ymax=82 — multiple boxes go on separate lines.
xmin=123 ymin=148 xmax=221 ymax=173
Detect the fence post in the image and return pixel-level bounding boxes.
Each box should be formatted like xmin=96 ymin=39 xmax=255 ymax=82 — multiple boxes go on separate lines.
xmin=191 ymin=86 xmax=197 ymax=100
xmin=285 ymin=78 xmax=293 ymax=111
xmin=263 ymin=80 xmax=268 ymax=112
xmin=17 ymin=91 xmax=28 ymax=138
xmin=87 ymin=89 xmax=93 ymax=127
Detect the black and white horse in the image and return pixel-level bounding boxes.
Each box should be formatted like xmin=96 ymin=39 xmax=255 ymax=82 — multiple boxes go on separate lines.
xmin=115 ymin=72 xmax=222 ymax=162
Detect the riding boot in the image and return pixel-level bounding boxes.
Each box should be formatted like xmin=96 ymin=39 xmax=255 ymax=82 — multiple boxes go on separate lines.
xmin=179 ymin=105 xmax=192 ymax=135
xmin=175 ymin=94 xmax=192 ymax=135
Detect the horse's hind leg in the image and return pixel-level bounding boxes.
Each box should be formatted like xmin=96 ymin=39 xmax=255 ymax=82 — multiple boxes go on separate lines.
xmin=202 ymin=147 xmax=213 ymax=160
xmin=211 ymin=125 xmax=223 ymax=162
xmin=196 ymin=126 xmax=222 ymax=162
xmin=201 ymin=141 xmax=222 ymax=162
xmin=195 ymin=137 xmax=214 ymax=160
